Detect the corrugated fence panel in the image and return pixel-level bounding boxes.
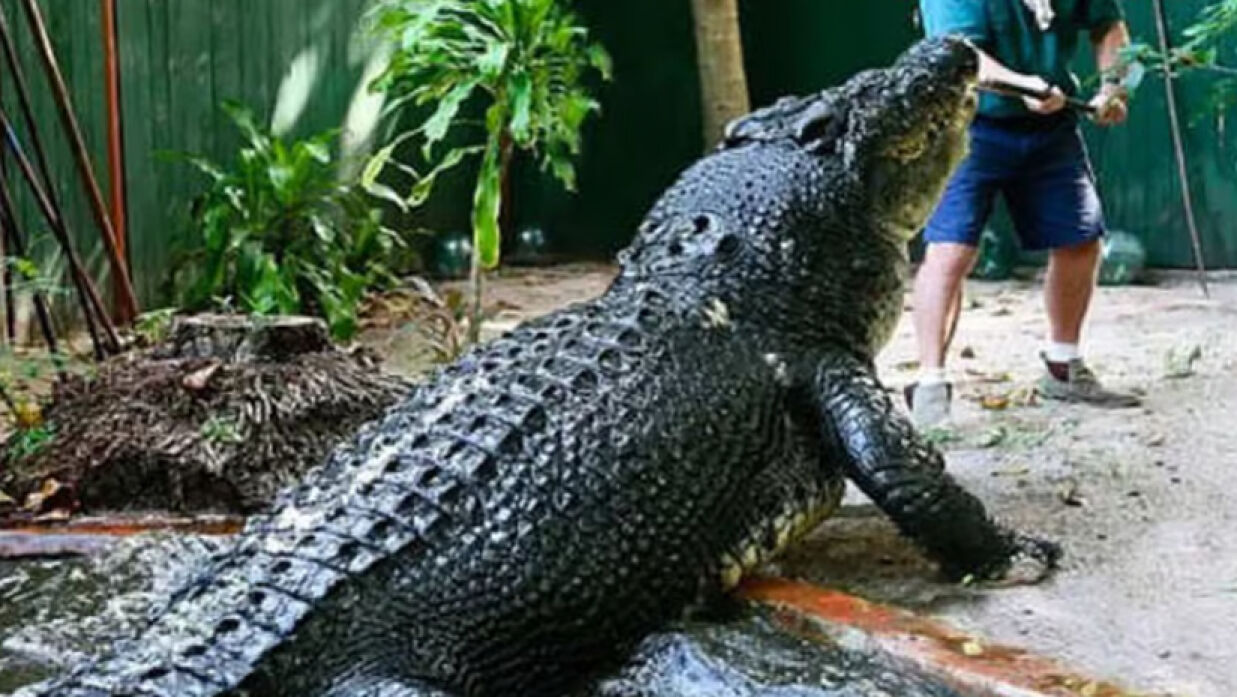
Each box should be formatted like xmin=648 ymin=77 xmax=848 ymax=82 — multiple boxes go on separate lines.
xmin=116 ymin=0 xmax=372 ymax=303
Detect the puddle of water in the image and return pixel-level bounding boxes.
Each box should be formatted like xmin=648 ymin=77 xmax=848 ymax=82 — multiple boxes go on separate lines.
xmin=2 ymin=539 xmax=961 ymax=697
xmin=0 ymin=535 xmax=223 ymax=693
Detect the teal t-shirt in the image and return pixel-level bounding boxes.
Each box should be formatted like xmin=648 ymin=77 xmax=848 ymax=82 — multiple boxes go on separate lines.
xmin=919 ymin=0 xmax=1124 ymax=118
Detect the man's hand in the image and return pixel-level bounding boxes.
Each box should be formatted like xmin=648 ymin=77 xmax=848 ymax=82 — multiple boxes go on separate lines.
xmin=1022 ymin=79 xmax=1067 ymax=115
xmin=1089 ymin=84 xmax=1129 ymax=126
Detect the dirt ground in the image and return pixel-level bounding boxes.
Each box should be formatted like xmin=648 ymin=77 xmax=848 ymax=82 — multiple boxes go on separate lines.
xmin=392 ymin=264 xmax=1237 ymax=697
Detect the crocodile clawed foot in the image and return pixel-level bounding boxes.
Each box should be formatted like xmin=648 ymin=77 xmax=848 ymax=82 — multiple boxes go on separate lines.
xmin=975 ymin=533 xmax=1062 ymax=588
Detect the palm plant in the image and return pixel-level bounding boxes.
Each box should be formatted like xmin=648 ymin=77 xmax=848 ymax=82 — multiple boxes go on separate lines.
xmin=364 ymin=0 xmax=611 ymax=342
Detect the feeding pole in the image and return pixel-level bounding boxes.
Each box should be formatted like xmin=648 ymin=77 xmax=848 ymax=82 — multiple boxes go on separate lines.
xmin=1151 ymin=0 xmax=1210 ymax=298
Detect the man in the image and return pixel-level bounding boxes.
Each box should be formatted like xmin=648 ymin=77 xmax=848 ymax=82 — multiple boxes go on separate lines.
xmin=909 ymin=0 xmax=1142 ymax=427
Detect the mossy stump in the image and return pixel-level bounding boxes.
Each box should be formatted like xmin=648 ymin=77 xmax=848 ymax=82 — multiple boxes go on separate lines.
xmin=1 ymin=315 xmax=414 ymax=515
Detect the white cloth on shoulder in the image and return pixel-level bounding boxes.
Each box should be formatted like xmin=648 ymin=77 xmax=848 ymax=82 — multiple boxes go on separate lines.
xmin=1022 ymin=0 xmax=1056 ymax=30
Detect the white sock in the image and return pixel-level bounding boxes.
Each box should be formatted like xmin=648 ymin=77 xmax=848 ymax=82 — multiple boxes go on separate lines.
xmin=1044 ymin=342 xmax=1080 ymax=363
xmin=917 ymin=367 xmax=948 ymax=386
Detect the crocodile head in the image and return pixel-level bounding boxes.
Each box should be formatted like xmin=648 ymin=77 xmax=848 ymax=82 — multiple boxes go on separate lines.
xmin=621 ymin=36 xmax=977 ymax=277
xmin=616 ymin=37 xmax=977 ymax=349
xmin=851 ymin=36 xmax=981 ymax=239
xmin=721 ymin=35 xmax=979 ymax=241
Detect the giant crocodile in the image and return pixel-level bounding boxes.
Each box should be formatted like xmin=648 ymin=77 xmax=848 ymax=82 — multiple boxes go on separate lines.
xmin=14 ymin=37 xmax=1059 ymax=697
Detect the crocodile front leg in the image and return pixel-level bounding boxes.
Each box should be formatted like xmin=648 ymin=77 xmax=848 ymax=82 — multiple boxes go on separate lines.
xmin=810 ymin=353 xmax=1060 ymax=583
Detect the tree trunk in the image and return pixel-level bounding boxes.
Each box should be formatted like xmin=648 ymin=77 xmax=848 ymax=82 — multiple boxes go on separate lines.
xmin=689 ymin=0 xmax=752 ymax=151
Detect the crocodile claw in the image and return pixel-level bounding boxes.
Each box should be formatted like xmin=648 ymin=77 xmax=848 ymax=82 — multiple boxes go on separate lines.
xmin=979 ymin=533 xmax=1063 ymax=588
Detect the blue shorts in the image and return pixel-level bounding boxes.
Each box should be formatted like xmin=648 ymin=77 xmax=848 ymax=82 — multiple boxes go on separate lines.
xmin=923 ymin=114 xmax=1106 ymax=251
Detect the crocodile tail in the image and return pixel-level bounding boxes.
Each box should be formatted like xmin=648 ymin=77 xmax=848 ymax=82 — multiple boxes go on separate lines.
xmin=11 ymin=408 xmax=437 ymax=697
xmin=13 ymin=518 xmax=364 ymax=697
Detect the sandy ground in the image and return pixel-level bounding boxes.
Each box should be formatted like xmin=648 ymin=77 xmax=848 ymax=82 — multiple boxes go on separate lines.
xmin=406 ymin=264 xmax=1237 ymax=697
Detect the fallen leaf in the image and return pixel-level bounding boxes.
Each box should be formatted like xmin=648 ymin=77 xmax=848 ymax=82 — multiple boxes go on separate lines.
xmin=1163 ymin=344 xmax=1203 ymax=379
xmin=1060 ymin=483 xmax=1087 ymax=508
xmin=182 ymin=361 xmax=222 ymax=392
xmin=960 ymin=640 xmax=984 ymax=657
xmin=23 ymin=478 xmax=75 ymax=513
xmin=1009 ymin=386 xmax=1040 ymax=407
xmin=977 ymin=427 xmax=1007 ymax=448
xmin=13 ymin=399 xmax=43 ymax=429
xmin=964 ymin=369 xmax=1012 ymax=384
xmin=981 ymin=394 xmax=1010 ymax=410
xmin=993 ymin=465 xmax=1031 ymax=477
xmin=1143 ymin=433 xmax=1165 ymax=447
xmin=893 ymin=359 xmax=920 ymax=372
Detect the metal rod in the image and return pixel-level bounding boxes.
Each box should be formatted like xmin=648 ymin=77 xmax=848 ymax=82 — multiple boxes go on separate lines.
xmin=100 ymin=0 xmax=129 ymax=313
xmin=0 ymin=182 xmax=59 ymax=357
xmin=19 ymin=0 xmax=139 ymax=322
xmin=977 ymin=80 xmax=1098 ymax=114
xmin=1152 ymin=0 xmax=1210 ymax=298
xmin=0 ymin=111 xmax=115 ymax=357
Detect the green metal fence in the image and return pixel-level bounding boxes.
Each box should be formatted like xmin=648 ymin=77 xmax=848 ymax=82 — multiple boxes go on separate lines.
xmin=4 ymin=0 xmax=1237 ymax=312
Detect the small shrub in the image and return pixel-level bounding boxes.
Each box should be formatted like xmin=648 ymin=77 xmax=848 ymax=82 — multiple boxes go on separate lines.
xmin=170 ymin=101 xmax=406 ymax=341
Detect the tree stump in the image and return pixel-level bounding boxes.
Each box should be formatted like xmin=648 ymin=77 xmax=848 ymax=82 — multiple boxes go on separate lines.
xmin=154 ymin=314 xmax=332 ymax=362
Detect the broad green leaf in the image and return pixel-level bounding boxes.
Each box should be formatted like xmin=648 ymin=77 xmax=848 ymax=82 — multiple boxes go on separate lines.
xmin=546 ymin=152 xmax=577 ymax=192
xmin=422 ymin=79 xmax=478 ymax=158
xmin=476 ymin=42 xmax=509 ymax=80
xmin=364 ymin=180 xmax=410 ymax=212
xmin=408 ymin=144 xmax=485 ymax=206
xmin=588 ymin=44 xmax=614 ymax=80
xmin=471 ymin=135 xmax=503 ymax=269
xmin=508 ymin=71 xmax=533 ymax=143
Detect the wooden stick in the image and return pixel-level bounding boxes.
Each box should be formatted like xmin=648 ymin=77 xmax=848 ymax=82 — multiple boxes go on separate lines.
xmin=1151 ymin=0 xmax=1210 ymax=298
xmin=18 ymin=0 xmax=140 ymax=321
xmin=0 ymin=110 xmax=116 ymax=356
xmin=100 ymin=0 xmax=130 ymax=313
xmin=0 ymin=6 xmax=111 ymax=351
xmin=0 ymin=181 xmax=59 ymax=357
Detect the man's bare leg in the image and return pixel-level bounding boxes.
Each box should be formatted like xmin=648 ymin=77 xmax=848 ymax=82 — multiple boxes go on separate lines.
xmin=1038 ymin=239 xmax=1140 ymax=406
xmin=910 ymin=242 xmax=979 ymax=426
xmin=1044 ymin=239 xmax=1099 ymax=346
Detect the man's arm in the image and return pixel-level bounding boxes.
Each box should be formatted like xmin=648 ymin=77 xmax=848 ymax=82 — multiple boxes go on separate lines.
xmin=973 ymin=47 xmax=1068 ymax=115
xmin=1090 ymin=20 xmax=1133 ymax=125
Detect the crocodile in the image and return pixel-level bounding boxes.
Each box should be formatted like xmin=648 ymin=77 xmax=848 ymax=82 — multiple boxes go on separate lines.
xmin=13 ymin=36 xmax=1059 ymax=697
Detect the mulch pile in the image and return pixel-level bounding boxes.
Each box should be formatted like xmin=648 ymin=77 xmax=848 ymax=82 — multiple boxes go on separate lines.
xmin=0 ymin=315 xmax=414 ymax=516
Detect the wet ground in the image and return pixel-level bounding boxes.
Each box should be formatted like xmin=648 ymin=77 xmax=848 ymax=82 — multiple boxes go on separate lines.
xmin=0 ymin=537 xmax=966 ymax=697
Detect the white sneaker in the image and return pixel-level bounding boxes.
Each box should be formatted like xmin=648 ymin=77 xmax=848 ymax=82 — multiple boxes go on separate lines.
xmin=905 ymin=381 xmax=952 ymax=428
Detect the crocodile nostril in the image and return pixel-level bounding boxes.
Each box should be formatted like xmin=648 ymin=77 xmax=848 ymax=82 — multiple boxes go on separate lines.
xmin=667 ymin=242 xmax=684 ymax=256
xmin=716 ymin=235 xmax=741 ymax=257
xmin=692 ymin=215 xmax=711 ymax=234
